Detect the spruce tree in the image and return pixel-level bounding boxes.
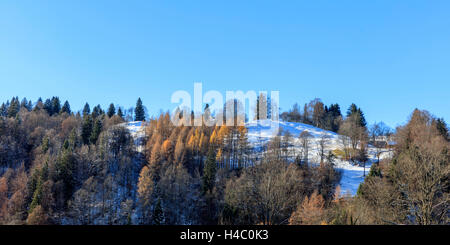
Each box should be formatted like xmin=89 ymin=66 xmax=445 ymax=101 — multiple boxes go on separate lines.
xmin=90 ymin=118 xmax=103 ymax=144
xmin=82 ymin=103 xmax=91 ymax=116
xmin=107 ymin=103 xmax=116 ymax=117
xmin=81 ymin=115 xmax=93 ymax=144
xmin=0 ymin=103 xmax=7 ymax=117
xmin=43 ymin=99 xmax=53 ymax=115
xmin=346 ymin=103 xmax=366 ymax=128
xmin=134 ymin=98 xmax=145 ymax=121
xmin=202 ymin=148 xmax=217 ymax=194
xmin=7 ymin=97 xmax=20 ymax=118
xmin=27 ymin=100 xmax=33 ymax=111
xmin=60 ymin=101 xmax=71 ymax=114
xmin=51 ymin=97 xmax=61 ymax=115
xmin=20 ymin=98 xmax=30 ymax=111
xmin=117 ymin=107 xmax=124 ymax=119
xmin=347 ymin=103 xmax=358 ymax=117
xmin=92 ymin=105 xmax=103 ymax=118
xmin=153 ymin=198 xmax=164 ymax=225
xmin=435 ymin=118 xmax=448 ymax=140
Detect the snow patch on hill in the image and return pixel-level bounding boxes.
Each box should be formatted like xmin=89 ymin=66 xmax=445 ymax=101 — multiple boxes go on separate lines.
xmin=123 ymin=119 xmax=392 ymax=196
xmin=120 ymin=121 xmax=147 ymax=153
xmin=246 ymin=120 xmax=392 ymax=196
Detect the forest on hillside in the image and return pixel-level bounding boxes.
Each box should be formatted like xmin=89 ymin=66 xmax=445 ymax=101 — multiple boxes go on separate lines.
xmin=0 ymin=96 xmax=448 ymax=225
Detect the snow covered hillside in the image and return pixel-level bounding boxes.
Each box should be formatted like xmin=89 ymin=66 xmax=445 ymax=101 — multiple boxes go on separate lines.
xmin=121 ymin=121 xmax=147 ymax=153
xmin=122 ymin=119 xmax=392 ymax=196
xmin=247 ymin=120 xmax=393 ymax=196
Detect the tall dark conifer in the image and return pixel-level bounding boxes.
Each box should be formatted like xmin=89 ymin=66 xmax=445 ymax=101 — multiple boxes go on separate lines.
xmin=107 ymin=103 xmax=116 ymax=117
xmin=117 ymin=107 xmax=124 ymax=119
xmin=81 ymin=115 xmax=93 ymax=144
xmin=134 ymin=98 xmax=145 ymax=121
xmin=82 ymin=103 xmax=91 ymax=116
xmin=61 ymin=101 xmax=71 ymax=114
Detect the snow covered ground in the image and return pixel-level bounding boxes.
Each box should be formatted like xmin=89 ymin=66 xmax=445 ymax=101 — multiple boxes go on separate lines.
xmin=247 ymin=120 xmax=393 ymax=196
xmin=121 ymin=121 xmax=147 ymax=153
xmin=123 ymin=119 xmax=392 ymax=196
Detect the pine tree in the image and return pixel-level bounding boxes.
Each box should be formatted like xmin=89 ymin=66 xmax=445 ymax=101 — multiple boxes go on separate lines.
xmin=202 ymin=148 xmax=217 ymax=194
xmin=60 ymin=100 xmax=71 ymax=114
xmin=81 ymin=115 xmax=93 ymax=144
xmin=43 ymin=99 xmax=53 ymax=115
xmin=347 ymin=103 xmax=358 ymax=117
xmin=117 ymin=107 xmax=124 ymax=118
xmin=91 ymin=105 xmax=103 ymax=118
xmin=347 ymin=103 xmax=366 ymax=127
xmin=7 ymin=97 xmax=20 ymax=118
xmin=134 ymin=98 xmax=145 ymax=121
xmin=153 ymin=198 xmax=164 ymax=225
xmin=107 ymin=103 xmax=116 ymax=117
xmin=0 ymin=103 xmax=6 ymax=117
xmin=435 ymin=118 xmax=448 ymax=140
xmin=20 ymin=98 xmax=31 ymax=111
xmin=82 ymin=103 xmax=91 ymax=116
xmin=27 ymin=100 xmax=33 ymax=111
xmin=51 ymin=97 xmax=61 ymax=115
xmin=90 ymin=118 xmax=103 ymax=144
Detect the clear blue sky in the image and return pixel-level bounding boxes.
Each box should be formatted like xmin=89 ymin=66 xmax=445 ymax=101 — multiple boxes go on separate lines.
xmin=1 ymin=0 xmax=449 ymax=128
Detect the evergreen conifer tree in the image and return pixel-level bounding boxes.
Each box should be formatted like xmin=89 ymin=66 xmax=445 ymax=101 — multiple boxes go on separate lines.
xmin=107 ymin=103 xmax=116 ymax=117
xmin=134 ymin=98 xmax=145 ymax=121
xmin=153 ymin=198 xmax=164 ymax=225
xmin=90 ymin=118 xmax=103 ymax=144
xmin=60 ymin=101 xmax=71 ymax=114
xmin=117 ymin=107 xmax=124 ymax=119
xmin=202 ymin=148 xmax=217 ymax=194
xmin=43 ymin=99 xmax=52 ymax=115
xmin=82 ymin=103 xmax=91 ymax=116
xmin=81 ymin=115 xmax=93 ymax=144
xmin=51 ymin=97 xmax=61 ymax=115
xmin=0 ymin=103 xmax=7 ymax=117
xmin=7 ymin=97 xmax=20 ymax=118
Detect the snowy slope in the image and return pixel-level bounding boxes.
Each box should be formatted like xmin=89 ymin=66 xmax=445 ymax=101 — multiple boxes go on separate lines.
xmin=122 ymin=119 xmax=391 ymax=196
xmin=120 ymin=121 xmax=147 ymax=153
xmin=246 ymin=120 xmax=392 ymax=196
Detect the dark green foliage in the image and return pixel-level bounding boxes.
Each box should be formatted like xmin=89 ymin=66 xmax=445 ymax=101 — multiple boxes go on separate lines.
xmin=29 ymin=162 xmax=49 ymax=214
xmin=435 ymin=118 xmax=448 ymax=140
xmin=107 ymin=103 xmax=116 ymax=117
xmin=368 ymin=164 xmax=382 ymax=177
xmin=153 ymin=198 xmax=164 ymax=225
xmin=42 ymin=97 xmax=61 ymax=116
xmin=347 ymin=103 xmax=367 ymax=127
xmin=134 ymin=98 xmax=145 ymax=121
xmin=44 ymin=99 xmax=52 ymax=115
xmin=0 ymin=103 xmax=7 ymax=117
xmin=90 ymin=118 xmax=103 ymax=144
xmin=51 ymin=97 xmax=61 ymax=115
xmin=7 ymin=97 xmax=20 ymax=118
xmin=92 ymin=104 xmax=103 ymax=118
xmin=20 ymin=98 xmax=32 ymax=111
xmin=117 ymin=107 xmax=124 ymax=118
xmin=202 ymin=148 xmax=217 ymax=194
xmin=81 ymin=115 xmax=93 ymax=145
xmin=322 ymin=103 xmax=342 ymax=132
xmin=53 ymin=150 xmax=76 ymax=206
xmin=60 ymin=101 xmax=71 ymax=114
xmin=82 ymin=103 xmax=90 ymax=116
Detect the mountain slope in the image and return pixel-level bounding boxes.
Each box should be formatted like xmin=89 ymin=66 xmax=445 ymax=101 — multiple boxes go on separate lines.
xmin=247 ymin=119 xmax=392 ymax=196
